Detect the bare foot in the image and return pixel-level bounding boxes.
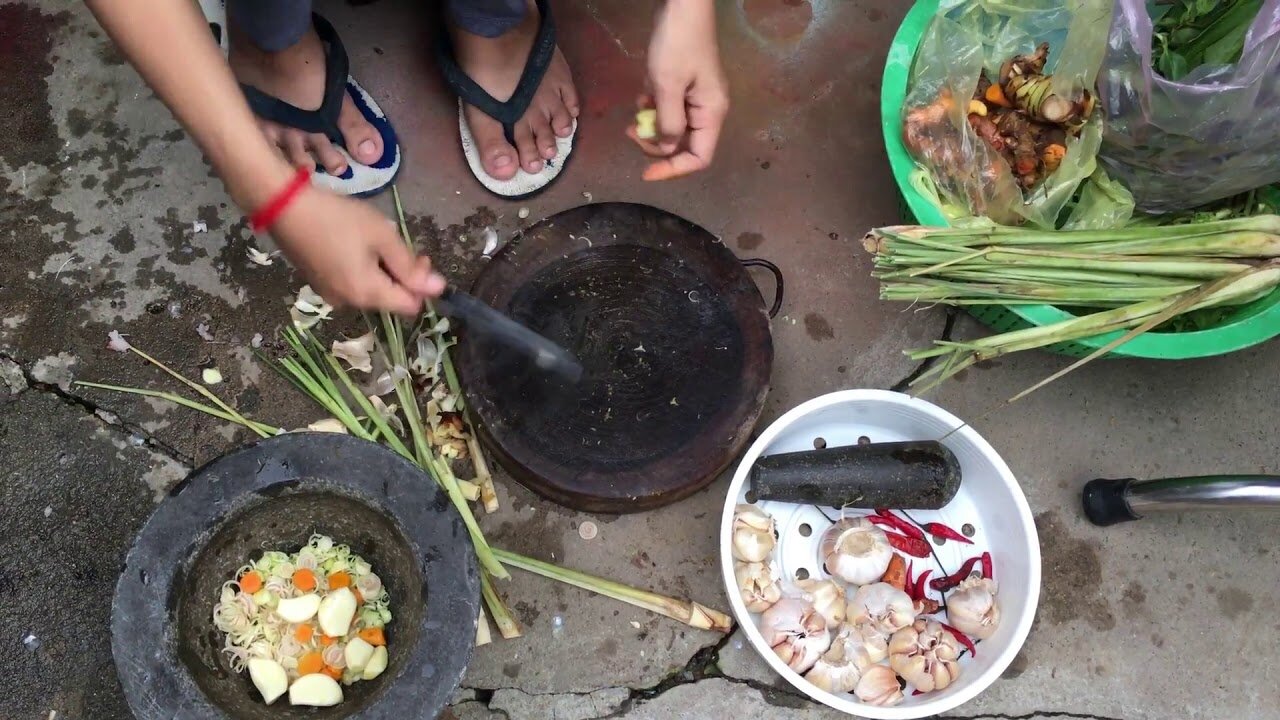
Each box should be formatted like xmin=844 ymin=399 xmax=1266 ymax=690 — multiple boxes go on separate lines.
xmin=229 ymin=24 xmax=384 ymax=175
xmin=450 ymin=1 xmax=580 ymax=180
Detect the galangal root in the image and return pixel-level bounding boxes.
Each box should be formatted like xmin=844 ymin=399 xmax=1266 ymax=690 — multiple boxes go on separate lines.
xmin=904 ymin=42 xmax=1096 ymax=192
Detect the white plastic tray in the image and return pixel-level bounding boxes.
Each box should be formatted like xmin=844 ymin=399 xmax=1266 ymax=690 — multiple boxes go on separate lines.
xmin=718 ymin=390 xmax=1040 ymax=718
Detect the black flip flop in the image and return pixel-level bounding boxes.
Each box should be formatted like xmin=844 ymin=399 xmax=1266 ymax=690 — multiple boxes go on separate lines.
xmin=437 ymin=0 xmax=577 ymax=199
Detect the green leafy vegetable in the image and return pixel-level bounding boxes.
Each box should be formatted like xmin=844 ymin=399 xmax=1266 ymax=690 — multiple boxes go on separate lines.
xmin=1152 ymin=0 xmax=1263 ymax=80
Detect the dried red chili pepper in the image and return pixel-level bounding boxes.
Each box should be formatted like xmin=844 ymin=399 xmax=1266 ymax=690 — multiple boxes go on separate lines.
xmin=923 ymin=522 xmax=974 ymax=545
xmin=885 ymin=531 xmax=932 ymax=558
xmin=870 ymin=510 xmax=926 ymax=540
xmin=981 ymin=551 xmax=993 ymax=580
xmin=913 ymin=569 xmax=933 ymax=601
xmin=939 ymin=621 xmax=977 ymax=657
xmin=911 ymin=689 xmax=926 ymax=696
xmin=904 ymin=560 xmax=916 ymax=600
xmin=929 ymin=555 xmax=983 ymax=592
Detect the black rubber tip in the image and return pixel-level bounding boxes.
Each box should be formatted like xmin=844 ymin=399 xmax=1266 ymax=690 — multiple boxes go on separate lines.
xmin=1082 ymin=478 xmax=1141 ymax=526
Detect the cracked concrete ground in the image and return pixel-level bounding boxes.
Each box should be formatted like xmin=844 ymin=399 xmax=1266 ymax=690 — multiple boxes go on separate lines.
xmin=2 ymin=0 xmax=1279 ymax=719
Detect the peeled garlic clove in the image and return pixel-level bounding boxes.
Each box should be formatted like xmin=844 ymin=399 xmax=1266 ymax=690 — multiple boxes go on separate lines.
xmin=854 ymin=664 xmax=904 ymax=706
xmin=819 ymin=518 xmax=893 ymax=586
xmin=289 ymin=673 xmax=344 ymax=707
xmin=735 ymin=560 xmax=783 ymax=613
xmin=889 ymin=619 xmax=961 ymax=692
xmin=947 ymin=576 xmax=1001 ymax=640
xmin=344 ymin=637 xmax=376 ymax=674
xmin=362 ymin=645 xmax=388 ymax=680
xmin=247 ymin=658 xmax=288 ymax=705
xmin=847 ymin=582 xmax=917 ymax=636
xmin=731 ymin=504 xmax=776 ymax=563
xmin=317 ymin=587 xmax=357 ymax=637
xmin=795 ymin=578 xmax=846 ymax=628
xmin=759 ymin=597 xmax=831 ymax=673
xmin=276 ymin=593 xmax=321 ymax=624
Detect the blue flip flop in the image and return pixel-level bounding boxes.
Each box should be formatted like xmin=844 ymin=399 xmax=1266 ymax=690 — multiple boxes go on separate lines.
xmin=201 ymin=2 xmax=401 ymax=197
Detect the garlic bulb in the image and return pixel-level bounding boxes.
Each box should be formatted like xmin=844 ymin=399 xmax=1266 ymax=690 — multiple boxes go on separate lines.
xmin=735 ymin=560 xmax=783 ymax=613
xmin=795 ymin=578 xmax=846 ymax=628
xmin=854 ymin=664 xmax=904 ymax=706
xmin=819 ymin=518 xmax=893 ymax=586
xmin=803 ymin=623 xmax=884 ymax=694
xmin=732 ymin=504 xmax=776 ymax=562
xmin=759 ymin=597 xmax=832 ymax=673
xmin=947 ymin=576 xmax=1001 ymax=640
xmin=847 ymin=583 xmax=916 ymax=636
xmin=889 ymin=618 xmax=961 ymax=692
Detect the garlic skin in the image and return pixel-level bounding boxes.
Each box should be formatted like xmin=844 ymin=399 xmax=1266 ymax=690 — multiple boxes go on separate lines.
xmin=732 ymin=504 xmax=777 ymax=562
xmin=847 ymin=583 xmax=917 ymax=636
xmin=803 ymin=623 xmax=885 ymax=694
xmin=759 ymin=597 xmax=832 ymax=673
xmin=735 ymin=560 xmax=783 ymax=613
xmin=795 ymin=579 xmax=846 ymax=628
xmin=947 ymin=576 xmax=1001 ymax=640
xmin=854 ymin=664 xmax=904 ymax=706
xmin=819 ymin=518 xmax=893 ymax=586
xmin=889 ymin=618 xmax=962 ymax=692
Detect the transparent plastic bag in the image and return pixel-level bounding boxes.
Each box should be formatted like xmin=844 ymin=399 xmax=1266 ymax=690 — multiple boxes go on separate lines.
xmin=1099 ymin=0 xmax=1280 ymax=212
xmin=902 ymin=0 xmax=1113 ymax=227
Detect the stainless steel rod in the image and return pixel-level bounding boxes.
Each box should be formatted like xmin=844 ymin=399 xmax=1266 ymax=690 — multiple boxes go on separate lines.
xmin=1125 ymin=475 xmax=1280 ymax=514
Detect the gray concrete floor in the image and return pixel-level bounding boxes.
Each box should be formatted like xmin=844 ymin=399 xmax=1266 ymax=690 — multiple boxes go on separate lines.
xmin=1 ymin=0 xmax=1277 ymax=718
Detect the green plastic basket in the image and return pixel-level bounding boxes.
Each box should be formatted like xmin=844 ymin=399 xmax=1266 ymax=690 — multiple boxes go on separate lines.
xmin=880 ymin=0 xmax=1280 ymax=359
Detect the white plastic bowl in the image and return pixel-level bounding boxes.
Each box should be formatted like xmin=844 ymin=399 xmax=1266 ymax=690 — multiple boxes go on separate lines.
xmin=719 ymin=390 xmax=1040 ymax=718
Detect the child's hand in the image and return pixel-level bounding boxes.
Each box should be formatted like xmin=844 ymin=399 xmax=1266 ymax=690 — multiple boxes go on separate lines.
xmin=629 ymin=0 xmax=729 ymax=181
xmin=271 ymin=190 xmax=445 ymax=315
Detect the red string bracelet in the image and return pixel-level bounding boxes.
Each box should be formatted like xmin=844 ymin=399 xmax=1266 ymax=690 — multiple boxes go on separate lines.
xmin=249 ymin=167 xmax=311 ymax=233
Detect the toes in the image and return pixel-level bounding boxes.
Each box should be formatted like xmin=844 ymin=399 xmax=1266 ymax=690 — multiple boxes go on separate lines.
xmin=550 ymin=102 xmax=574 ymax=138
xmin=532 ymin=111 xmax=558 ymax=160
xmin=282 ymin=132 xmax=314 ymax=170
xmin=559 ymin=82 xmax=581 ymax=119
xmin=309 ymin=133 xmax=349 ymax=175
xmin=513 ymin=122 xmax=544 ymax=174
xmin=466 ymin=109 xmax=519 ymax=180
xmin=337 ymin=97 xmax=383 ymax=165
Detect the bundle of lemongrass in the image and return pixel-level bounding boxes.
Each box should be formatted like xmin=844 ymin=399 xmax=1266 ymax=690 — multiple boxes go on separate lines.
xmin=865 ymin=216 xmax=1280 ymax=394
xmin=80 ymin=188 xmax=732 ymax=645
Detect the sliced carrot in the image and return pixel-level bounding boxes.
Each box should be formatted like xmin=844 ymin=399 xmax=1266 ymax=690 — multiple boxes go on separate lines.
xmin=292 ymin=568 xmax=317 ymax=592
xmin=327 ymin=571 xmax=352 ymax=589
xmin=353 ymin=589 xmax=364 ymax=605
xmin=319 ymin=635 xmax=336 ymax=647
xmin=238 ymin=571 xmax=263 ymax=594
xmin=358 ymin=627 xmax=386 ymax=647
xmin=321 ymin=665 xmax=344 ymax=680
xmin=298 ymin=651 xmax=325 ymax=676
xmin=985 ymin=83 xmax=1012 ymax=108
xmin=294 ymin=624 xmax=314 ymax=644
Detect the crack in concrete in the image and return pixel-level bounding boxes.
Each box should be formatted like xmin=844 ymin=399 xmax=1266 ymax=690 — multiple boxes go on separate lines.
xmin=890 ymin=307 xmax=958 ymax=393
xmin=937 ymin=714 xmax=1124 ymax=720
xmin=0 ymin=350 xmax=193 ymax=467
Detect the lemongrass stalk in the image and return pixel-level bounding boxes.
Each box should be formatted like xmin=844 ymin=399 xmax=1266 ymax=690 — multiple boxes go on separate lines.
xmin=882 ymin=280 xmax=1199 ymax=304
xmin=123 ymin=346 xmax=270 ymax=438
xmin=873 ymin=216 xmax=1280 ymax=247
xmin=909 ymin=265 xmax=1280 ymax=363
xmin=74 ymin=381 xmax=281 ymax=435
xmin=428 ymin=457 xmax=510 ymax=580
xmin=1067 ymin=231 xmax=1280 ymax=258
xmin=456 ymin=478 xmax=481 ymax=501
xmin=1006 ymin=267 xmax=1269 ymax=402
xmin=493 ymin=549 xmax=734 ymax=633
xmin=481 ymin=571 xmax=523 ymax=639
xmin=475 ymin=609 xmax=493 ymax=646
xmin=929 ymin=268 xmax=1198 ymax=288
xmin=398 ymin=184 xmax=501 ymax=515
